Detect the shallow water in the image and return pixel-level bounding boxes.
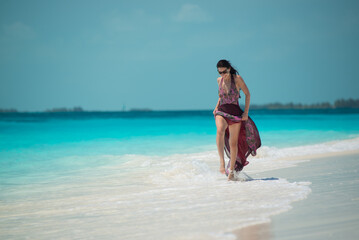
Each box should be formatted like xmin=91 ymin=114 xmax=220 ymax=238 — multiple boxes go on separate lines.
xmin=0 ymin=110 xmax=358 ymax=239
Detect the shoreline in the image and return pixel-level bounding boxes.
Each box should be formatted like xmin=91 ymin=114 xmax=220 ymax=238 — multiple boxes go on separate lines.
xmin=275 ymin=148 xmax=359 ymax=162
xmin=1 ymin=136 xmax=358 ymax=239
xmin=233 ymin=150 xmax=359 ymax=240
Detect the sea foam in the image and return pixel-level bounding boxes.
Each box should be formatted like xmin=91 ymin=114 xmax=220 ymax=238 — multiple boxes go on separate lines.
xmin=2 ymin=138 xmax=358 ymax=239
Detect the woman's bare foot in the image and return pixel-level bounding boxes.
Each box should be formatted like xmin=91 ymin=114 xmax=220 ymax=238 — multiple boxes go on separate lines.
xmin=228 ymin=169 xmax=235 ymax=181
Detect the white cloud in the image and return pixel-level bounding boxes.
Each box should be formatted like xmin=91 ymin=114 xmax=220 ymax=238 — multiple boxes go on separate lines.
xmin=104 ymin=9 xmax=162 ymax=34
xmin=173 ymin=4 xmax=211 ymax=23
xmin=106 ymin=15 xmax=135 ymax=32
xmin=2 ymin=21 xmax=36 ymax=39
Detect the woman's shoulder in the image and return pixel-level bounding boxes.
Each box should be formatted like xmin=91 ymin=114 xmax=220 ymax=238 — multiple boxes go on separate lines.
xmin=234 ymin=74 xmax=244 ymax=91
xmin=234 ymin=74 xmax=243 ymax=79
xmin=234 ymin=74 xmax=244 ymax=83
xmin=217 ymin=77 xmax=221 ymax=84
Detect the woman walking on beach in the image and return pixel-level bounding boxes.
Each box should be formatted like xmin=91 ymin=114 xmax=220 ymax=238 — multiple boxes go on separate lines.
xmin=213 ymin=59 xmax=261 ymax=181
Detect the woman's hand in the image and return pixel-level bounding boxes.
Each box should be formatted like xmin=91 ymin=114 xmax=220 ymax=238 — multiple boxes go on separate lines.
xmin=213 ymin=108 xmax=217 ymax=115
xmin=242 ymin=112 xmax=248 ymax=121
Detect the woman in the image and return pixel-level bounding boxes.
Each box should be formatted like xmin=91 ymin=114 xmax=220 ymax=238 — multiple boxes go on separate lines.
xmin=213 ymin=59 xmax=261 ymax=181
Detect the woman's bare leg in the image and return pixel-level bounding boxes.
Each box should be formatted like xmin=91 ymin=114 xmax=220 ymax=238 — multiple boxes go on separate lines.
xmin=228 ymin=122 xmax=241 ymax=180
xmin=215 ymin=115 xmax=228 ymax=174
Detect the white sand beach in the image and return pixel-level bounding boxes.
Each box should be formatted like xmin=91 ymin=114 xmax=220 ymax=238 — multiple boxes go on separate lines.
xmin=236 ymin=151 xmax=359 ymax=240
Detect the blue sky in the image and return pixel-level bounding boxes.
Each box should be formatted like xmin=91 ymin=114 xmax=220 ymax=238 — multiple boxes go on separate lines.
xmin=1 ymin=0 xmax=358 ymax=111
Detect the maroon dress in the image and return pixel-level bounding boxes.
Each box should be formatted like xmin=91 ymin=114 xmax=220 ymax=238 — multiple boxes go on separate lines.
xmin=215 ymin=77 xmax=261 ymax=174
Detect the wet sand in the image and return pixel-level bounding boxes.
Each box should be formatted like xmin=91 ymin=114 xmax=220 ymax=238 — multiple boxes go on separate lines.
xmin=235 ymin=152 xmax=359 ymax=240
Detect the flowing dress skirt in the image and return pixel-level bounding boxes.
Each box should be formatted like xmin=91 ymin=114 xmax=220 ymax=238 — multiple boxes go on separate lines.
xmin=215 ymin=104 xmax=261 ymax=174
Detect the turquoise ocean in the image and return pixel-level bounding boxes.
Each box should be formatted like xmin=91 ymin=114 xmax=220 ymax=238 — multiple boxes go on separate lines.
xmin=1 ymin=109 xmax=359 ymax=239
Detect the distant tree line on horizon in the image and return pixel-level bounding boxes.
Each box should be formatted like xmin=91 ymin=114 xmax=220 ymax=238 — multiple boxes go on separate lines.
xmin=0 ymin=106 xmax=84 ymax=113
xmin=248 ymin=98 xmax=359 ymax=110
xmin=1 ymin=98 xmax=359 ymax=112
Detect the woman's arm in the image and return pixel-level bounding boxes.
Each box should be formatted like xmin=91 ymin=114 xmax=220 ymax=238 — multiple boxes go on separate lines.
xmin=213 ymin=98 xmax=220 ymax=114
xmin=236 ymin=75 xmax=250 ymax=120
xmin=213 ymin=78 xmax=221 ymax=115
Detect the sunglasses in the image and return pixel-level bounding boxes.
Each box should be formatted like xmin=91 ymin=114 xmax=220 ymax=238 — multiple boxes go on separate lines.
xmin=218 ymin=70 xmax=229 ymax=75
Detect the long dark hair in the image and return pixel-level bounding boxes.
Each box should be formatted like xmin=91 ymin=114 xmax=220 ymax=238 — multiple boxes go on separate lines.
xmin=216 ymin=59 xmax=239 ymax=80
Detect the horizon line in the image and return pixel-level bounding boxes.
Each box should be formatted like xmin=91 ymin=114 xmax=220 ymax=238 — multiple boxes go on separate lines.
xmin=1 ymin=98 xmax=358 ymax=113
